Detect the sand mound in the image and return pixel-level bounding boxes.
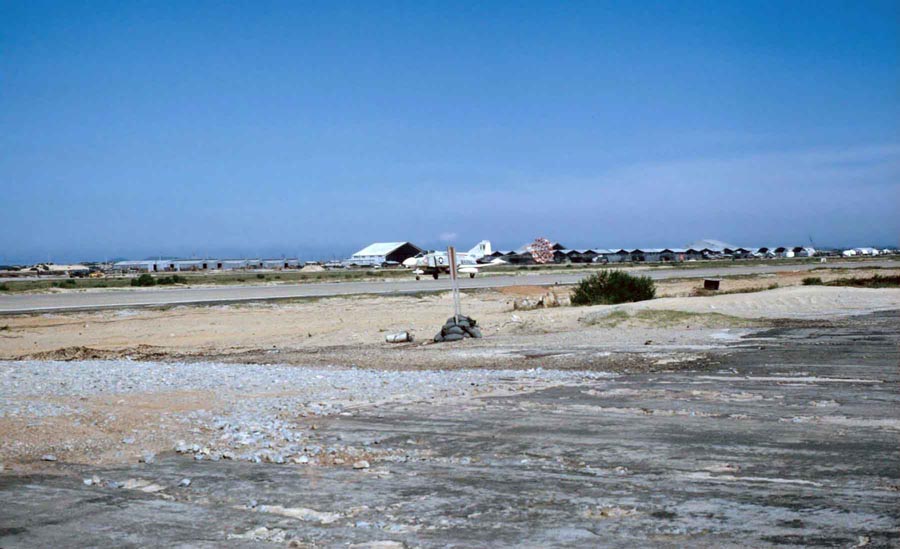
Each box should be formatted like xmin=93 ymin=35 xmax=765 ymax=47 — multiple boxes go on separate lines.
xmin=582 ymin=286 xmax=900 ymax=321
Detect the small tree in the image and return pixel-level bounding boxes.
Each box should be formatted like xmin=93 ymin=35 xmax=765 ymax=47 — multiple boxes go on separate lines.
xmin=571 ymin=270 xmax=656 ymax=306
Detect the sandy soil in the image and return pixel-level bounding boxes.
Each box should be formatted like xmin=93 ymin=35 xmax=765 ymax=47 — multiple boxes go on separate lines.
xmin=2 ymin=272 xmax=897 ymax=469
xmin=1 ymin=269 xmax=897 ymax=367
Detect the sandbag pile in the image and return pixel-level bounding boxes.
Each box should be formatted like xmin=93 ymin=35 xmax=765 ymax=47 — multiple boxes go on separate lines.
xmin=433 ymin=315 xmax=482 ymax=343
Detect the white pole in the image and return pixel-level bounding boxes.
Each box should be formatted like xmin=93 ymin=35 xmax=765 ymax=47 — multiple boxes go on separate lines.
xmin=448 ymin=246 xmax=461 ymax=323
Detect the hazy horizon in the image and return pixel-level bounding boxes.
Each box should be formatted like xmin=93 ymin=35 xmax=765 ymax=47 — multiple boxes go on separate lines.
xmin=3 ymin=1 xmax=898 ymax=265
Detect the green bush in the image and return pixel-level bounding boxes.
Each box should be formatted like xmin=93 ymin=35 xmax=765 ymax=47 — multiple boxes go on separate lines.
xmin=802 ymin=277 xmax=823 ymax=285
xmin=256 ymin=273 xmax=266 ymax=279
xmin=131 ymin=274 xmax=157 ymax=287
xmin=571 ymin=270 xmax=656 ymax=306
xmin=0 ymin=283 xmax=9 ymax=292
xmin=156 ymin=274 xmax=187 ymax=285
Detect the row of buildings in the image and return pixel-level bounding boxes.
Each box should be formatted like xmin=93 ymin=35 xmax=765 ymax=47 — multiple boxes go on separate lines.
xmin=484 ymin=239 xmax=820 ymax=265
xmin=113 ymin=258 xmax=302 ymax=272
xmin=342 ymin=239 xmax=897 ymax=268
xmin=81 ymin=240 xmax=895 ymax=274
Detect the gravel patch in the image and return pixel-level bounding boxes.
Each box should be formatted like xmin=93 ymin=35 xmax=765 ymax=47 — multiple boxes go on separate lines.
xmin=0 ymin=360 xmax=616 ymax=464
xmin=0 ymin=360 xmax=614 ymax=402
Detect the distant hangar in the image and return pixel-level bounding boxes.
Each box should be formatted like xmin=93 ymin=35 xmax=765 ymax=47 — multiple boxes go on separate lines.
xmin=347 ymin=242 xmax=424 ymax=267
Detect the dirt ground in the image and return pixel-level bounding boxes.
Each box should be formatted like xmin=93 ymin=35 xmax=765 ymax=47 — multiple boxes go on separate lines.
xmin=2 ymin=312 xmax=898 ymax=547
xmin=1 ymin=267 xmax=896 ymax=366
xmin=2 ymin=267 xmax=898 ymax=470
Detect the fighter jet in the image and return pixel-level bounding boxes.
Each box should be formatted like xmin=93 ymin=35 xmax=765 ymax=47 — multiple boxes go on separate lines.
xmin=403 ymin=241 xmax=493 ymax=280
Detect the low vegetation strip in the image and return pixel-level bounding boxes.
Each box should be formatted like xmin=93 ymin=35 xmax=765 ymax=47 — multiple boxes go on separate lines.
xmin=0 ymin=268 xmax=413 ymax=293
xmin=803 ymin=274 xmax=900 ymax=288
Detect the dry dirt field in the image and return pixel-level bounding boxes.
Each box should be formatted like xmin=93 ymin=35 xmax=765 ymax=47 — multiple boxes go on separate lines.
xmin=1 ymin=267 xmax=896 ymax=367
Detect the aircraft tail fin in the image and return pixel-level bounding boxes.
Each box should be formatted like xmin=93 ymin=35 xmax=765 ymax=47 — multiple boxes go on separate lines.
xmin=466 ymin=240 xmax=492 ymax=259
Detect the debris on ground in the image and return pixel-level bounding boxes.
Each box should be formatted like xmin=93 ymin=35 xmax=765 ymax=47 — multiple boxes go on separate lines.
xmin=384 ymin=331 xmax=414 ymax=343
xmin=512 ymin=290 xmax=568 ymax=310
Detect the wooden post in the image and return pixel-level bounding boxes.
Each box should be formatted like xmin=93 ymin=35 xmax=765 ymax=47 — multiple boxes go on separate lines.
xmin=448 ymin=246 xmax=461 ymax=323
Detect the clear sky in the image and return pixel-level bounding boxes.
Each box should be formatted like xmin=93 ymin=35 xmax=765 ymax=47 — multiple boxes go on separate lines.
xmin=2 ymin=0 xmax=898 ymax=263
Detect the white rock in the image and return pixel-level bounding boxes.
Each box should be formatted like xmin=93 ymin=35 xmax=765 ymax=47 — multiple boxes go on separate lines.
xmin=256 ymin=504 xmax=341 ymax=524
xmin=353 ymin=460 xmax=370 ymax=470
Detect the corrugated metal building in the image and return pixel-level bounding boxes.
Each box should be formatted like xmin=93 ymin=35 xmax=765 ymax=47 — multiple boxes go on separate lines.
xmin=347 ymin=242 xmax=423 ymax=267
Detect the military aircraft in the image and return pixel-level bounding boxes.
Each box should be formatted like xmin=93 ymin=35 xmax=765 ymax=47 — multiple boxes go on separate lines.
xmin=403 ymin=241 xmax=493 ymax=280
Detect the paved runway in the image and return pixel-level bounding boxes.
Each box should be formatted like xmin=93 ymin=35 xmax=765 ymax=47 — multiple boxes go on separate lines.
xmin=1 ymin=260 xmax=897 ymax=314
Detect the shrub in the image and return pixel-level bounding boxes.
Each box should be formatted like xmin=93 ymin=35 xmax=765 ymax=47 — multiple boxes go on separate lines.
xmin=571 ymin=270 xmax=656 ymax=306
xmin=156 ymin=274 xmax=187 ymax=285
xmin=59 ymin=279 xmax=77 ymax=288
xmin=802 ymin=277 xmax=823 ymax=285
xmin=0 ymin=283 xmax=9 ymax=292
xmin=256 ymin=273 xmax=266 ymax=279
xmin=131 ymin=274 xmax=157 ymax=287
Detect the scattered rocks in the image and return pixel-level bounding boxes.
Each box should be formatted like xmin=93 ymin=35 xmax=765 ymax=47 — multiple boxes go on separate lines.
xmin=583 ymin=506 xmax=639 ymax=520
xmin=255 ymin=504 xmax=342 ymax=524
xmin=513 ymin=291 xmax=568 ymax=310
xmin=227 ymin=526 xmax=287 ymax=543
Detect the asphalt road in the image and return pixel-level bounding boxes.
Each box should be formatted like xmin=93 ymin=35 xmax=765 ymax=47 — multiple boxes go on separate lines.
xmin=1 ymin=260 xmax=897 ymax=314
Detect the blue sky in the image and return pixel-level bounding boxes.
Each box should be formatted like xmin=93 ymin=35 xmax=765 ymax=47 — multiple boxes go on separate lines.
xmin=1 ymin=1 xmax=898 ymax=263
